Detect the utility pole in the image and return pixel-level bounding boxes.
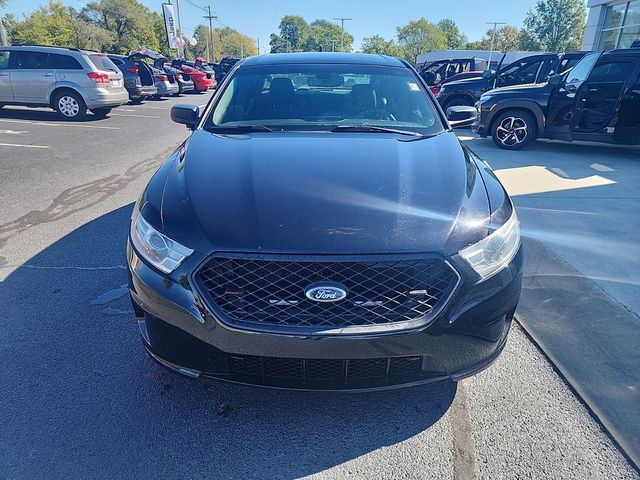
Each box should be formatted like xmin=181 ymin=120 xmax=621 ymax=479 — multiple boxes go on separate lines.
xmin=175 ymin=0 xmax=184 ymax=58
xmin=333 ymin=17 xmax=353 ymax=52
xmin=486 ymin=21 xmax=506 ymax=68
xmin=204 ymin=6 xmax=217 ymax=62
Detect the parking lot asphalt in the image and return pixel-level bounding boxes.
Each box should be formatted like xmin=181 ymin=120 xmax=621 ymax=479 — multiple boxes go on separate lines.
xmin=461 ymin=136 xmax=640 ymax=466
xmin=0 ymin=99 xmax=638 ymax=479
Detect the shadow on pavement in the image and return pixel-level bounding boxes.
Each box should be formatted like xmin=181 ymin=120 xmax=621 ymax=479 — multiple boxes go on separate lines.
xmin=0 ymin=204 xmax=456 ymax=479
xmin=0 ymin=106 xmax=108 ymax=122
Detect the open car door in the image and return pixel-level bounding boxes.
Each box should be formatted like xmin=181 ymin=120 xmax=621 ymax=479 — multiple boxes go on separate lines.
xmin=571 ymin=56 xmax=636 ymax=137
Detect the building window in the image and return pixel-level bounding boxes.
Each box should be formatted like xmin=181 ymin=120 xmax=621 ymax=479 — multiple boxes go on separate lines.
xmin=598 ymin=0 xmax=640 ymax=50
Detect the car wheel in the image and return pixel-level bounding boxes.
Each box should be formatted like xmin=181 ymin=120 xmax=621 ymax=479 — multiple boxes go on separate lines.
xmin=130 ymin=98 xmax=144 ymax=105
xmin=54 ymin=91 xmax=87 ymax=120
xmin=92 ymin=108 xmax=112 ymax=118
xmin=491 ymin=111 xmax=536 ymax=150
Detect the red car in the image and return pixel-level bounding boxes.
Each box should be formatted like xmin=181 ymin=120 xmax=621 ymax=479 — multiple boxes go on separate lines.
xmin=172 ymin=60 xmax=215 ymax=93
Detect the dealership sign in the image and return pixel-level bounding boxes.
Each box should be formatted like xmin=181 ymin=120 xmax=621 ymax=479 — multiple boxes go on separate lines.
xmin=162 ymin=3 xmax=180 ymax=49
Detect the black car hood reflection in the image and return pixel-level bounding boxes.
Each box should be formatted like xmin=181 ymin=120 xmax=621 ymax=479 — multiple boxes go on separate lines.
xmin=158 ymin=130 xmax=491 ymax=256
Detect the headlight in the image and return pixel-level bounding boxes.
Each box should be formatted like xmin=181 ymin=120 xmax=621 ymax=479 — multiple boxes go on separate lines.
xmin=130 ymin=212 xmax=193 ymax=273
xmin=458 ymin=209 xmax=520 ymax=280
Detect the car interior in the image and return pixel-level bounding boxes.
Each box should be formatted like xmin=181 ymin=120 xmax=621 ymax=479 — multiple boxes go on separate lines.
xmin=214 ymin=72 xmax=439 ymax=128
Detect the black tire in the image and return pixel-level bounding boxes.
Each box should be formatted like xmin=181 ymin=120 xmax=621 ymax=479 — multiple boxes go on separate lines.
xmin=130 ymin=97 xmax=144 ymax=105
xmin=491 ymin=110 xmax=537 ymax=150
xmin=92 ymin=108 xmax=112 ymax=118
xmin=53 ymin=90 xmax=87 ymax=120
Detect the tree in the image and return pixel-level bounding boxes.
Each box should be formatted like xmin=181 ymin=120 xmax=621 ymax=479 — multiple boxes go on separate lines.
xmin=303 ymin=19 xmax=351 ymax=52
xmin=360 ymin=35 xmax=403 ymax=57
xmin=437 ymin=19 xmax=468 ymax=49
xmin=396 ymin=18 xmax=447 ymax=65
xmin=7 ymin=1 xmax=75 ymax=46
xmin=218 ymin=27 xmax=257 ymax=58
xmin=523 ymin=0 xmax=586 ymax=51
xmin=270 ymin=15 xmax=352 ymax=53
xmin=270 ymin=15 xmax=309 ymax=53
xmin=472 ymin=25 xmax=526 ymax=51
xmin=83 ymin=0 xmax=160 ymax=53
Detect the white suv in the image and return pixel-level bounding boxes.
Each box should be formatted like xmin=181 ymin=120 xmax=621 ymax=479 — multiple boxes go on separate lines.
xmin=0 ymin=45 xmax=129 ymax=120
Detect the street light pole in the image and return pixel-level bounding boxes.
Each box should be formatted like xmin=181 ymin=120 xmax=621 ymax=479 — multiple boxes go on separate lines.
xmin=486 ymin=21 xmax=506 ymax=68
xmin=333 ymin=17 xmax=353 ymax=52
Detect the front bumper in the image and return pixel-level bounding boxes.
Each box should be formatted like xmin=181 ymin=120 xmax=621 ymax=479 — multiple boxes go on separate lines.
xmin=472 ymin=102 xmax=493 ymax=137
xmin=127 ymin=243 xmax=523 ymax=390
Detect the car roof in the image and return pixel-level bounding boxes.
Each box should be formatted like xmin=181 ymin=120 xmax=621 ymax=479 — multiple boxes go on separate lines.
xmin=603 ymin=48 xmax=640 ymax=57
xmin=240 ymin=52 xmax=406 ymax=68
xmin=4 ymin=45 xmax=94 ymax=55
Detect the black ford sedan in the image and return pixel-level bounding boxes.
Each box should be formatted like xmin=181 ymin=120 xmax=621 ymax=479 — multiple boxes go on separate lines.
xmin=127 ymin=53 xmax=523 ymax=391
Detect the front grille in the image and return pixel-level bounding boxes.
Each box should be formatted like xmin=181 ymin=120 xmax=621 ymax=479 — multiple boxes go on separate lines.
xmin=196 ymin=255 xmax=459 ymax=331
xmin=221 ymin=355 xmax=443 ymax=389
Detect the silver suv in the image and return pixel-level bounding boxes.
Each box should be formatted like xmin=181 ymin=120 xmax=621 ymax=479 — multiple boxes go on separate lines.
xmin=0 ymin=45 xmax=129 ymax=120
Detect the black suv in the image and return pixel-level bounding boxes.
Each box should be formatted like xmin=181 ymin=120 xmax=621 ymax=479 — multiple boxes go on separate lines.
xmin=437 ymin=52 xmax=587 ymax=111
xmin=474 ymin=49 xmax=640 ymax=149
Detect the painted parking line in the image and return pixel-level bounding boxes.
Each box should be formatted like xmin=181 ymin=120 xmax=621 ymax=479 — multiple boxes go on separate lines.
xmin=0 ymin=119 xmax=120 ymax=130
xmin=0 ymin=142 xmax=49 ymax=149
xmin=0 ymin=129 xmax=28 ymax=135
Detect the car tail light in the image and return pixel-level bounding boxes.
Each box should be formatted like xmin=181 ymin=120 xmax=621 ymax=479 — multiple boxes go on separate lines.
xmin=126 ymin=66 xmax=139 ymax=74
xmin=158 ymin=75 xmax=169 ymax=81
xmin=87 ymin=72 xmax=110 ymax=84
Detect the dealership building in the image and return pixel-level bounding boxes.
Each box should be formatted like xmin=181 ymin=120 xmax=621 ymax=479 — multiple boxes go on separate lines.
xmin=582 ymin=0 xmax=640 ymax=50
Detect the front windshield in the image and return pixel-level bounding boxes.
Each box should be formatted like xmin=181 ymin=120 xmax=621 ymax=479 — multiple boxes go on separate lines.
xmin=205 ymin=63 xmax=445 ymax=135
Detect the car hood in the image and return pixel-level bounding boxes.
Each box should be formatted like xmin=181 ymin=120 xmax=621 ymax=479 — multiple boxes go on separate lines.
xmin=440 ymin=77 xmax=487 ymax=90
xmin=484 ymin=82 xmax=549 ymax=96
xmin=158 ymin=130 xmax=491 ymax=256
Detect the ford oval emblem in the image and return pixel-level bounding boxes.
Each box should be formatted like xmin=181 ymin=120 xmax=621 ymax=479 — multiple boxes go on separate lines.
xmin=305 ymin=283 xmax=348 ymax=303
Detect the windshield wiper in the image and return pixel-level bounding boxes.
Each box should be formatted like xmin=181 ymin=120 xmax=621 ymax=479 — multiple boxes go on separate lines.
xmin=205 ymin=125 xmax=278 ymax=133
xmin=330 ymin=125 xmax=424 ymax=136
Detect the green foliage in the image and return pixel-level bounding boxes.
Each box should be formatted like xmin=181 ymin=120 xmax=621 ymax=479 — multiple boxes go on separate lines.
xmin=83 ymin=0 xmax=159 ymax=53
xmin=471 ymin=25 xmax=527 ymax=51
xmin=396 ymin=18 xmax=447 ymax=65
xmin=523 ymin=0 xmax=586 ymax=51
xmin=5 ymin=0 xmax=256 ymax=59
xmin=218 ymin=26 xmax=257 ymax=58
xmin=8 ymin=1 xmax=74 ymax=46
xmin=360 ymin=35 xmax=403 ymax=57
xmin=437 ymin=19 xmax=468 ymax=49
xmin=270 ymin=15 xmax=353 ymax=53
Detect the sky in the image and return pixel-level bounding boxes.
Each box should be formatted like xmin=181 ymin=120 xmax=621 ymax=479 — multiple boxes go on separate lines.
xmin=3 ymin=0 xmax=541 ymax=52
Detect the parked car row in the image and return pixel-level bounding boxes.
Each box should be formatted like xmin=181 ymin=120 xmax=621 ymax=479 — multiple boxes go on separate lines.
xmin=0 ymin=44 xmax=220 ymax=120
xmin=0 ymin=44 xmax=129 ymax=120
xmin=472 ymin=48 xmax=640 ymax=149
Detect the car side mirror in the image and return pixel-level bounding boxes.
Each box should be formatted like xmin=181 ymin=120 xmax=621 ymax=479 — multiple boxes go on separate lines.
xmin=447 ymin=106 xmax=477 ymax=128
xmin=548 ymin=74 xmax=562 ymax=86
xmin=482 ymin=70 xmax=494 ymax=79
xmin=171 ymin=104 xmax=200 ymax=129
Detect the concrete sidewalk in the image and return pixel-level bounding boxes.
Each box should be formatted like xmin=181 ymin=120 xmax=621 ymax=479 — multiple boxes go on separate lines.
xmin=462 ymin=136 xmax=640 ymax=468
